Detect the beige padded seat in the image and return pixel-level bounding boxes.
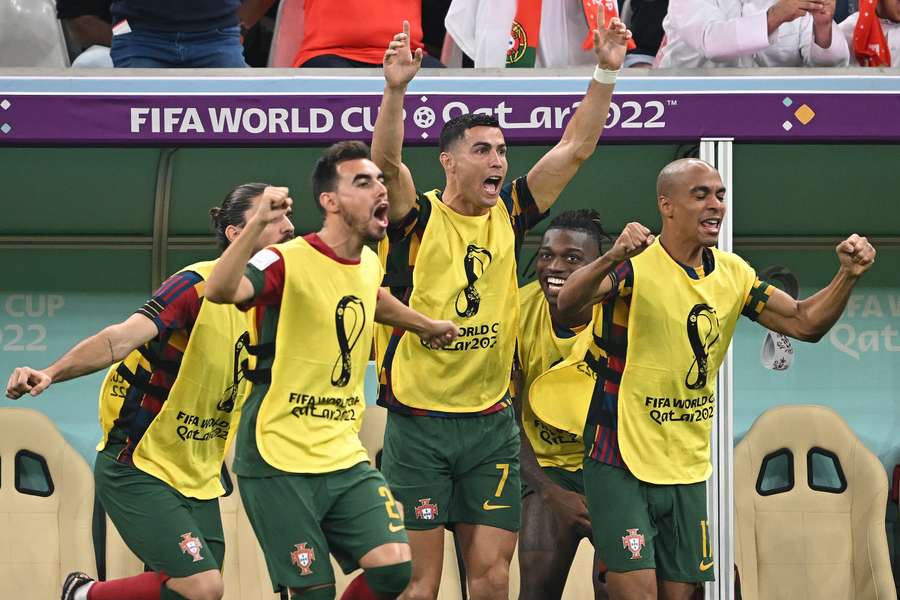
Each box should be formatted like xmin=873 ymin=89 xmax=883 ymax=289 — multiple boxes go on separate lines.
xmin=0 ymin=407 xmax=95 ymax=600
xmin=359 ymin=404 xmax=388 ymax=466
xmin=734 ymin=404 xmax=896 ymax=600
xmin=562 ymin=538 xmax=597 ymax=599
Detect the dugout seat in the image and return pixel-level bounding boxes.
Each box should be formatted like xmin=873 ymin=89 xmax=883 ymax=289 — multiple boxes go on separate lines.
xmin=0 ymin=0 xmax=69 ymax=67
xmin=0 ymin=407 xmax=95 ymax=600
xmin=359 ymin=404 xmax=387 ymax=466
xmin=268 ymin=0 xmax=305 ymax=67
xmin=734 ymin=405 xmax=896 ymax=600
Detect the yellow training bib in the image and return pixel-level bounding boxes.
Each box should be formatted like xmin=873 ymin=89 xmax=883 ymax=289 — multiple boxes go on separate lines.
xmin=381 ymin=191 xmax=519 ymax=412
xmin=254 ymin=238 xmax=381 ymax=473
xmin=619 ymin=241 xmax=755 ymax=484
xmin=517 ymin=281 xmax=593 ymax=471
xmin=97 ymin=260 xmax=252 ymax=499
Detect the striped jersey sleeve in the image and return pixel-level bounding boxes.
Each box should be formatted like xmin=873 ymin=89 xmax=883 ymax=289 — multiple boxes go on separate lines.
xmin=742 ymin=277 xmax=774 ymax=321
xmin=137 ymin=271 xmax=203 ymax=335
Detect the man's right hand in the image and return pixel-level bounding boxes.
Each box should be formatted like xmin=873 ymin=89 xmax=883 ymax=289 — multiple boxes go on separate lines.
xmin=607 ymin=222 xmax=654 ymax=263
xmin=383 ymin=20 xmax=423 ymax=90
xmin=253 ymin=186 xmax=292 ymax=226
xmin=540 ymin=485 xmax=593 ymax=538
xmin=6 ymin=367 xmax=52 ymax=399
xmin=767 ymin=0 xmax=826 ymax=32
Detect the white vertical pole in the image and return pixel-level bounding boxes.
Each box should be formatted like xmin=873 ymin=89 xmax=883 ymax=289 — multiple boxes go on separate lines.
xmin=699 ymin=138 xmax=735 ymax=600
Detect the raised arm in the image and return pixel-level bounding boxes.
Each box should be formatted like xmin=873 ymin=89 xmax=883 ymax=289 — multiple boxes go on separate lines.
xmin=373 ymin=21 xmax=422 ymax=222
xmin=756 ymin=234 xmax=875 ymax=342
xmin=525 ymin=12 xmax=631 ymax=213
xmin=6 ymin=313 xmax=158 ymax=399
xmin=375 ymin=289 xmax=459 ymax=348
xmin=206 ymin=186 xmax=292 ymax=304
xmin=557 ymin=223 xmax=654 ymax=324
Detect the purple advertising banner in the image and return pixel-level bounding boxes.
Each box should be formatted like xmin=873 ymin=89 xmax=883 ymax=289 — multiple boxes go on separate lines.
xmin=0 ymin=90 xmax=898 ymax=145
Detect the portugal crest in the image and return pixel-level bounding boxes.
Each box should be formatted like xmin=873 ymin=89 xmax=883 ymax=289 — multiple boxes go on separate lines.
xmin=622 ymin=528 xmax=645 ymax=560
xmin=414 ymin=498 xmax=439 ymax=521
xmin=179 ymin=532 xmax=204 ymax=562
xmin=291 ymin=542 xmax=316 ymax=575
xmin=506 ymin=21 xmax=528 ymax=65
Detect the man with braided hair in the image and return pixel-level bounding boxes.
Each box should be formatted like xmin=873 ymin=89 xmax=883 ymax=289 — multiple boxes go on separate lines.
xmin=548 ymin=158 xmax=876 ymax=600
xmin=515 ymin=209 xmax=610 ymax=600
xmin=205 ymin=141 xmax=459 ymax=600
xmin=6 ymin=183 xmax=295 ymax=600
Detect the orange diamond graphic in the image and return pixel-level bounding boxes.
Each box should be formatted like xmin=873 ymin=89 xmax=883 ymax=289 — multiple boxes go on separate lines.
xmin=794 ymin=104 xmax=815 ymax=125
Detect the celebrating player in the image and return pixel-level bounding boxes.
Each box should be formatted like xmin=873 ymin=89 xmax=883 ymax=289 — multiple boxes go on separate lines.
xmin=204 ymin=141 xmax=458 ymax=600
xmin=6 ymin=183 xmax=295 ymax=600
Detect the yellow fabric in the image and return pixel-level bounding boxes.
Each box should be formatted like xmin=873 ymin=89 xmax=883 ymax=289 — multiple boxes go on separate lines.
xmin=96 ymin=260 xmax=252 ymax=500
xmin=528 ymin=303 xmax=599 ymax=440
xmin=382 ymin=191 xmax=519 ymax=412
xmin=517 ymin=281 xmax=592 ymax=471
xmin=620 ymin=240 xmax=755 ymax=484
xmin=255 ymin=238 xmax=380 ymax=473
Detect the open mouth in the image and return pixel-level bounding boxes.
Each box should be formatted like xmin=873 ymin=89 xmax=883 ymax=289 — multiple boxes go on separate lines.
xmin=544 ymin=275 xmax=567 ymax=293
xmin=373 ymin=202 xmax=389 ymax=228
xmin=700 ymin=218 xmax=721 ymax=236
xmin=482 ymin=176 xmax=502 ymax=197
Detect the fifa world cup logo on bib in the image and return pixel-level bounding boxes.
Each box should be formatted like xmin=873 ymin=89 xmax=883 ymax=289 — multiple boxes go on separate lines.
xmin=455 ymin=245 xmax=492 ymax=318
xmin=685 ymin=303 xmax=721 ymax=390
xmin=331 ymin=295 xmax=365 ymax=387
xmin=220 ymin=330 xmax=251 ymax=413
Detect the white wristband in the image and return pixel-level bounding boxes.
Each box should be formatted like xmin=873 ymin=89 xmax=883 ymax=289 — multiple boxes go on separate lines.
xmin=593 ymin=65 xmax=620 ymax=84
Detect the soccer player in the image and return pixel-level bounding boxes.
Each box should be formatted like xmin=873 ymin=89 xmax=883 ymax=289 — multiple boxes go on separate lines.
xmin=370 ymin=14 xmax=632 ymax=600
xmin=553 ymin=158 xmax=876 ymax=600
xmin=515 ymin=210 xmax=609 ymax=600
xmin=203 ymin=142 xmax=459 ymax=600
xmin=5 ymin=183 xmax=295 ymax=600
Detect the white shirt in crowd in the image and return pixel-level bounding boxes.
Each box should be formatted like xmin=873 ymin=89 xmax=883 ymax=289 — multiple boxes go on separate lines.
xmin=656 ymin=0 xmax=850 ymax=67
xmin=445 ymin=0 xmax=597 ymax=68
xmin=839 ymin=12 xmax=900 ymax=66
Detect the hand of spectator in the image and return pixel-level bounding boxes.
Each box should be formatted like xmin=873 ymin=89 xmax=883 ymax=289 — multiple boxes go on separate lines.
xmin=835 ymin=234 xmax=876 ymax=277
xmin=607 ymin=222 xmax=655 ymax=262
xmin=767 ymin=0 xmax=826 ymax=32
xmin=811 ymin=0 xmax=836 ymax=27
xmin=383 ymin=20 xmax=423 ymax=90
xmin=592 ymin=9 xmax=633 ymax=71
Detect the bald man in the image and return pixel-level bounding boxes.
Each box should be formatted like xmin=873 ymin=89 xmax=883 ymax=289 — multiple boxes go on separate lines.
xmin=554 ymin=158 xmax=876 ymax=600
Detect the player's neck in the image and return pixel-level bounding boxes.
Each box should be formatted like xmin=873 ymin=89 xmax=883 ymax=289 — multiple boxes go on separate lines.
xmin=659 ymin=233 xmax=704 ymax=268
xmin=442 ymin=181 xmax=490 ymax=217
xmin=316 ymin=225 xmax=364 ymax=261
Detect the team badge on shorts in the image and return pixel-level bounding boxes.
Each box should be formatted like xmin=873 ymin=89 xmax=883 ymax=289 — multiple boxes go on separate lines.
xmin=414 ymin=498 xmax=439 ymax=520
xmin=622 ymin=528 xmax=646 ymax=560
xmin=179 ymin=532 xmax=204 ymax=562
xmin=291 ymin=543 xmax=316 ymax=575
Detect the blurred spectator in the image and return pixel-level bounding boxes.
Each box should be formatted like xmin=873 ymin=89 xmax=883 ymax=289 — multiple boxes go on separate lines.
xmin=109 ymin=0 xmax=258 ymax=67
xmin=293 ymin=0 xmax=443 ymax=67
xmin=56 ymin=0 xmax=113 ymax=67
xmin=626 ymin=0 xmax=669 ymax=66
xmin=656 ymin=0 xmax=850 ymax=67
xmin=445 ymin=0 xmax=632 ymax=68
xmin=839 ymin=0 xmax=900 ymax=65
xmin=0 ymin=0 xmax=69 ymax=67
xmin=422 ymin=0 xmax=453 ymax=60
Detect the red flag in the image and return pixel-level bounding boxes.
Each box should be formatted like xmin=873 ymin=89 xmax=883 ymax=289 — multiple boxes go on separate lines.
xmin=853 ymin=0 xmax=892 ymax=66
xmin=581 ymin=0 xmax=636 ymax=51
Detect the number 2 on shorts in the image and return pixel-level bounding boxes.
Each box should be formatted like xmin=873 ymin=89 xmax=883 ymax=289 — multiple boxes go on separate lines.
xmin=493 ymin=463 xmax=510 ymax=497
xmin=378 ymin=485 xmax=402 ymax=520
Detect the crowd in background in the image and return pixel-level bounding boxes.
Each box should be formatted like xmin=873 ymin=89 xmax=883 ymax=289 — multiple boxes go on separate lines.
xmin=2 ymin=0 xmax=898 ymax=68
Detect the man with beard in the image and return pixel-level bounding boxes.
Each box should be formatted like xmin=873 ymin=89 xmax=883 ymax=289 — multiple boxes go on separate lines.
xmin=370 ymin=14 xmax=632 ymax=600
xmin=551 ymin=158 xmax=876 ymax=600
xmin=205 ymin=141 xmax=459 ymax=600
xmin=7 ymin=183 xmax=295 ymax=600
xmin=515 ymin=209 xmax=609 ymax=600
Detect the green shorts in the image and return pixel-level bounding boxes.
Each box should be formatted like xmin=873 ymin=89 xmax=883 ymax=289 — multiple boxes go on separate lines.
xmin=93 ymin=450 xmax=224 ymax=578
xmin=522 ymin=466 xmax=585 ymax=498
xmin=584 ymin=460 xmax=714 ymax=583
xmin=238 ymin=461 xmax=407 ymax=592
xmin=381 ymin=409 xmax=521 ymax=532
